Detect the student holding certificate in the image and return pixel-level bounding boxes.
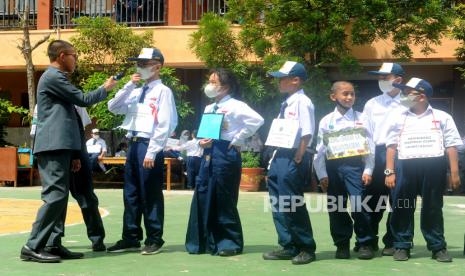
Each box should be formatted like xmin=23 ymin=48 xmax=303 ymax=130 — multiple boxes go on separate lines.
xmin=107 ymin=48 xmax=178 ymax=255
xmin=385 ymin=78 xmax=462 ymax=262
xmin=185 ymin=68 xmax=264 ymax=257
xmin=263 ymin=61 xmax=316 ymax=265
xmin=313 ymin=81 xmax=375 ymax=260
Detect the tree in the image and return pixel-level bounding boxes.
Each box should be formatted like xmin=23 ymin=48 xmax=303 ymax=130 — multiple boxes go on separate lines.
xmin=70 ymin=17 xmax=193 ymax=132
xmin=0 ymin=98 xmax=28 ymax=146
xmin=191 ymin=1 xmax=454 ymax=119
xmin=16 ymin=4 xmax=50 ymax=118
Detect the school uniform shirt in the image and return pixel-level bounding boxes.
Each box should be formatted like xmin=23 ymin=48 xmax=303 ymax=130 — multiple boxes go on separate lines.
xmin=363 ymin=93 xmax=407 ymax=146
xmin=385 ymin=105 xmax=463 ymax=149
xmin=86 ymin=137 xmax=107 ymax=153
xmin=313 ymin=108 xmax=375 ymax=180
xmin=174 ymin=138 xmax=203 ymax=157
xmin=108 ymin=79 xmax=178 ymax=160
xmin=279 ymin=89 xmax=315 ymax=145
xmin=204 ymin=95 xmax=264 ymax=146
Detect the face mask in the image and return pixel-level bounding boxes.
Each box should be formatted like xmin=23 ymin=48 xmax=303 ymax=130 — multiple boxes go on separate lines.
xmin=335 ymin=99 xmax=350 ymax=112
xmin=399 ymin=94 xmax=419 ymax=108
xmin=378 ymin=79 xmax=394 ymax=94
xmin=204 ymin=84 xmax=221 ymax=98
xmin=136 ymin=66 xmax=155 ymax=80
xmin=93 ymin=135 xmax=100 ymax=139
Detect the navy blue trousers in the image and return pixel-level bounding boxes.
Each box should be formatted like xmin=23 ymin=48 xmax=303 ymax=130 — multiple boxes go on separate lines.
xmin=267 ymin=149 xmax=316 ymax=254
xmin=365 ymin=145 xmax=394 ymax=248
xmin=186 ymin=156 xmax=201 ymax=189
xmin=185 ymin=140 xmax=243 ymax=255
xmin=326 ymin=157 xmax=374 ymax=247
xmin=122 ymin=140 xmax=164 ymax=246
xmin=390 ymin=156 xmax=447 ymax=251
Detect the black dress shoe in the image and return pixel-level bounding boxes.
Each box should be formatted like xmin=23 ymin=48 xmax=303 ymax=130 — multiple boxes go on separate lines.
xmin=291 ymin=251 xmax=316 ymax=265
xmin=218 ymin=249 xmax=241 ymax=257
xmin=20 ymin=246 xmax=61 ymax=263
xmin=335 ymin=245 xmax=350 ymax=259
xmin=45 ymin=245 xmax=84 ymax=259
xmin=92 ymin=242 xmax=106 ymax=252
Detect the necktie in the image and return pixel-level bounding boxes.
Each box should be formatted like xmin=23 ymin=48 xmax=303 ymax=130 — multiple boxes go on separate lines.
xmin=212 ymin=103 xmax=219 ymax=113
xmin=139 ymin=85 xmax=149 ymax=103
xmin=279 ymin=101 xmax=288 ymax=119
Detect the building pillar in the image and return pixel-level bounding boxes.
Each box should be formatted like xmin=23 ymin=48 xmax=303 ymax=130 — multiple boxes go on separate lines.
xmin=37 ymin=0 xmax=53 ymax=30
xmin=167 ymin=0 xmax=183 ymax=25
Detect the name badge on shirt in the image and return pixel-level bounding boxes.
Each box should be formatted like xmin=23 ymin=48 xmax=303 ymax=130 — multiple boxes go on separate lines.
xmin=120 ymin=103 xmax=155 ymax=133
xmin=265 ymin=119 xmax=300 ymax=149
xmin=398 ymin=130 xmax=444 ymax=159
xmin=323 ymin=128 xmax=370 ymax=160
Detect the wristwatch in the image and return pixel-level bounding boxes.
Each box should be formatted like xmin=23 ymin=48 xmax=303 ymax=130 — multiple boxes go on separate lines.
xmin=384 ymin=169 xmax=395 ymax=176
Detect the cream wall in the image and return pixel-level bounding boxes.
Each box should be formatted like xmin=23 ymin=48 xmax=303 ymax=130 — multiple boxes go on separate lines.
xmin=0 ymin=26 xmax=462 ymax=70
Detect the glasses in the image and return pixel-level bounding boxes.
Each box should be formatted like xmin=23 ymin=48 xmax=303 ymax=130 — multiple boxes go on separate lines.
xmin=136 ymin=61 xmax=159 ymax=67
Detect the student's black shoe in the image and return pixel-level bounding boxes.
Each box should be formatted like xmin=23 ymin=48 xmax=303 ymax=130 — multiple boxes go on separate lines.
xmin=358 ymin=245 xmax=374 ymax=260
xmin=218 ymin=249 xmax=241 ymax=257
xmin=20 ymin=246 xmax=61 ymax=263
xmin=335 ymin=245 xmax=350 ymax=259
xmin=107 ymin=240 xmax=141 ymax=253
xmin=45 ymin=245 xmax=84 ymax=259
xmin=432 ymin=248 xmax=452 ymax=262
xmin=262 ymin=248 xmax=295 ymax=260
xmin=141 ymin=243 xmax=162 ymax=255
xmin=382 ymin=247 xmax=395 ymax=256
xmin=291 ymin=251 xmax=316 ymax=265
xmin=393 ymin=249 xmax=410 ymax=261
xmin=92 ymin=242 xmax=106 ymax=252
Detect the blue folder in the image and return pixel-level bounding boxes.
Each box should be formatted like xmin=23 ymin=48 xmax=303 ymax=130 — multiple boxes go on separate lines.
xmin=197 ymin=113 xmax=224 ymax=140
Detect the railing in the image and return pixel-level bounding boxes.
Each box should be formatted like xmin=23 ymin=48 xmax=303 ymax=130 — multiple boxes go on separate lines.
xmin=0 ymin=0 xmax=37 ymax=29
xmin=183 ymin=0 xmax=226 ymax=23
xmin=52 ymin=0 xmax=166 ymax=28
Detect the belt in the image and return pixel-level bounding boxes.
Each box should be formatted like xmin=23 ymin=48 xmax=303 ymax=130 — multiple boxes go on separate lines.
xmin=130 ymin=136 xmax=150 ymax=143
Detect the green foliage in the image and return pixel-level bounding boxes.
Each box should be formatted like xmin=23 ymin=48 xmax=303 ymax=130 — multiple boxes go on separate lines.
xmin=241 ymin=151 xmax=261 ymax=168
xmin=190 ymin=1 xmax=454 ymax=128
xmin=71 ymin=17 xmax=194 ymax=132
xmin=0 ymin=98 xmax=29 ymax=146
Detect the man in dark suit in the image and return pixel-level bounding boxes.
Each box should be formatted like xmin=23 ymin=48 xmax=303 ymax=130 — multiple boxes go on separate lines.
xmin=20 ymin=40 xmax=117 ymax=263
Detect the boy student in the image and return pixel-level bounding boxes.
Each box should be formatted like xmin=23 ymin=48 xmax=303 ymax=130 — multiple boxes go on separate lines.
xmin=363 ymin=62 xmax=406 ymax=255
xmin=313 ymin=81 xmax=376 ymax=260
xmin=385 ymin=78 xmax=462 ymax=262
xmin=263 ymin=61 xmax=316 ymax=265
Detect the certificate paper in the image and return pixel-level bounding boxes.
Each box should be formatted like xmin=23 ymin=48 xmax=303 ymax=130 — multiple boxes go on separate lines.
xmin=323 ymin=128 xmax=370 ymax=160
xmin=120 ymin=104 xmax=155 ymax=133
xmin=398 ymin=130 xmax=444 ymax=159
xmin=265 ymin=119 xmax=300 ymax=149
xmin=197 ymin=113 xmax=224 ymax=140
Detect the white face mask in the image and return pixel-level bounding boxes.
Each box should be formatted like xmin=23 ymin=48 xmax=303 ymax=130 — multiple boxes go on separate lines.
xmin=92 ymin=134 xmax=100 ymax=139
xmin=378 ymin=79 xmax=395 ymax=94
xmin=204 ymin=84 xmax=221 ymax=98
xmin=136 ymin=66 xmax=155 ymax=80
xmin=399 ymin=94 xmax=419 ymax=108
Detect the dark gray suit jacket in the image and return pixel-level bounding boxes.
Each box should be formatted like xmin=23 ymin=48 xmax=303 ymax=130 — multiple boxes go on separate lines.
xmin=34 ymin=66 xmax=107 ymax=154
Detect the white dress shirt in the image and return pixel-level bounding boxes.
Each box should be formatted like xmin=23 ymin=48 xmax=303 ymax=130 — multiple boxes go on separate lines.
xmin=314 ymin=108 xmax=375 ymax=180
xmin=363 ymin=93 xmax=407 ymax=146
xmin=204 ymin=95 xmax=264 ymax=146
xmin=108 ymin=79 xmax=178 ymax=160
xmin=86 ymin=137 xmax=107 ymax=153
xmin=386 ymin=105 xmax=463 ymax=149
xmin=174 ymin=138 xmax=203 ymax=157
xmin=279 ymin=89 xmax=315 ymax=144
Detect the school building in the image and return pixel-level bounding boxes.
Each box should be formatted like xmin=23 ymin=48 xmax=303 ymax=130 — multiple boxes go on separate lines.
xmin=1 ymin=0 xmax=464 ymax=147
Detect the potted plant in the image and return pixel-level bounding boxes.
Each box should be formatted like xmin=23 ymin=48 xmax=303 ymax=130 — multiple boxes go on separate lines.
xmin=240 ymin=151 xmax=264 ymax=192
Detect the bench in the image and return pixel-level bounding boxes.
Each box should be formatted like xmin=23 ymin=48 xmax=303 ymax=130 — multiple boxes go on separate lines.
xmin=100 ymin=157 xmax=184 ymax=191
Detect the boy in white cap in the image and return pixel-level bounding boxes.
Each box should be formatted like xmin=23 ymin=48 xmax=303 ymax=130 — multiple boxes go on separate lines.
xmin=263 ymin=61 xmax=316 ymax=265
xmin=362 ymin=62 xmax=406 ymax=256
xmin=385 ymin=78 xmax=462 ymax=262
xmin=86 ymin=128 xmax=107 ymax=172
xmin=107 ymin=48 xmax=178 ymax=254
